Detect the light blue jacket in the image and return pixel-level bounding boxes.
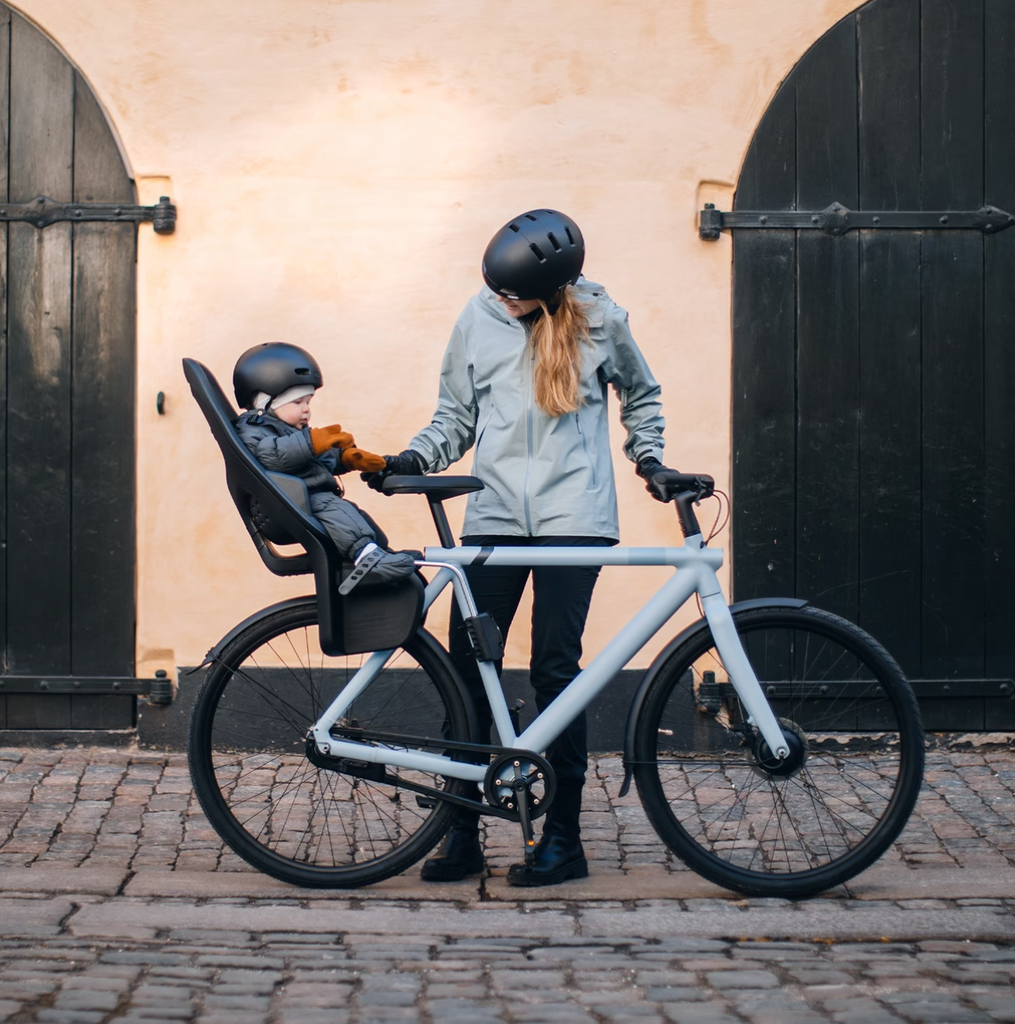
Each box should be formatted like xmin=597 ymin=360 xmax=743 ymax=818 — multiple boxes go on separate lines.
xmin=409 ymin=278 xmax=665 ymax=539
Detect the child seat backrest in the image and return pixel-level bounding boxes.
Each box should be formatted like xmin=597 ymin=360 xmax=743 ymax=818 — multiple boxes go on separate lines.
xmin=182 ymin=358 xmax=422 ymax=656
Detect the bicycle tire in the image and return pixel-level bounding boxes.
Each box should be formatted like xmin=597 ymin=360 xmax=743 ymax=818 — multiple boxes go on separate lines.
xmin=188 ymin=598 xmax=475 ymax=888
xmin=633 ymin=604 xmax=924 ymax=898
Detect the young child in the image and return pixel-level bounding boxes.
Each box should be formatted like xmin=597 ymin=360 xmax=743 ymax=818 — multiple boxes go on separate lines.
xmin=232 ymin=342 xmax=419 ymax=583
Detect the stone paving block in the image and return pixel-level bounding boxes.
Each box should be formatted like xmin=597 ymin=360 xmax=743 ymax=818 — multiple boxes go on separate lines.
xmin=644 ymin=986 xmax=713 ymax=1003
xmin=659 ymin=1002 xmax=741 ymax=1024
xmin=705 ymin=969 xmax=781 ymax=990
xmin=509 ymin=1006 xmax=598 ymax=1023
xmin=0 ymin=897 xmax=74 ymax=931
xmin=35 ymin=1012 xmax=107 ymax=1023
xmin=578 ymin=906 xmax=1015 ymax=941
xmin=590 ymin=1008 xmax=665 ymax=1023
xmin=483 ymin=867 xmax=733 ymax=902
xmin=52 ymin=989 xmax=123 ymax=1012
xmin=420 ymin=1002 xmax=503 ymax=1023
xmin=967 ymin=990 xmax=1015 ymax=1022
xmin=113 ymin=1011 xmax=195 ymax=1021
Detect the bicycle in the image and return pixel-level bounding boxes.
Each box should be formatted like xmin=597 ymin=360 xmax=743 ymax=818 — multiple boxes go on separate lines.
xmin=183 ymin=357 xmax=925 ymax=899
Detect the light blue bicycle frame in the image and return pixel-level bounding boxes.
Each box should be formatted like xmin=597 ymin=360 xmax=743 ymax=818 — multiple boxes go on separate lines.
xmin=309 ymin=531 xmax=789 ymax=779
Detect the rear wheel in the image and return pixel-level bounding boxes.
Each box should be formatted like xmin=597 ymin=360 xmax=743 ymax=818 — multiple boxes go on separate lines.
xmin=188 ymin=599 xmax=475 ymax=888
xmin=633 ymin=605 xmax=924 ymax=897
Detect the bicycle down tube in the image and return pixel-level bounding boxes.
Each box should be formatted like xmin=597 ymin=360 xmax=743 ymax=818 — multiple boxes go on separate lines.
xmin=308 ymin=540 xmax=790 ymax=774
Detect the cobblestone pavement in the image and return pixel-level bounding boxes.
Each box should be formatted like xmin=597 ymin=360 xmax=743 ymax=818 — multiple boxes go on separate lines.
xmin=1 ymin=742 xmax=1015 ymax=1023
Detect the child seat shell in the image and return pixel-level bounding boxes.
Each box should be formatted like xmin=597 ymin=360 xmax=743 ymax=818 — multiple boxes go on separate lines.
xmin=182 ymin=357 xmax=423 ymax=656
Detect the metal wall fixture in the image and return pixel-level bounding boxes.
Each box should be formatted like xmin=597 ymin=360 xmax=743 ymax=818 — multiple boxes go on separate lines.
xmin=699 ymin=201 xmax=1015 ymax=240
xmin=0 ymin=194 xmax=176 ymax=233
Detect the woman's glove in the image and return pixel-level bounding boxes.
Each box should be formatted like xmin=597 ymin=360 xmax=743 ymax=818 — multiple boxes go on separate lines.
xmin=362 ymin=450 xmax=426 ymax=492
xmin=636 ymin=456 xmax=676 ymax=502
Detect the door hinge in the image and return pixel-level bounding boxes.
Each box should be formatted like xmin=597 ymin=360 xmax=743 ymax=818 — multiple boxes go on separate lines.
xmin=0 ymin=195 xmax=176 ymax=233
xmin=699 ymin=201 xmax=1015 ymax=240
xmin=0 ymin=674 xmax=175 ymax=703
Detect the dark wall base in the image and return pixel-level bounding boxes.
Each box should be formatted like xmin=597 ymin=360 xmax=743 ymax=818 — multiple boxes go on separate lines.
xmin=2 ymin=667 xmax=1010 ymax=750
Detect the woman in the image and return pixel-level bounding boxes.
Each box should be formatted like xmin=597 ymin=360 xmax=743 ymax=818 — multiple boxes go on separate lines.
xmin=368 ymin=209 xmax=673 ymax=886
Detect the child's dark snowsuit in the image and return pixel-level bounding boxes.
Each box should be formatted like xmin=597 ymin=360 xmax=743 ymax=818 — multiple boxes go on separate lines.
xmin=235 ymin=411 xmax=416 ymax=582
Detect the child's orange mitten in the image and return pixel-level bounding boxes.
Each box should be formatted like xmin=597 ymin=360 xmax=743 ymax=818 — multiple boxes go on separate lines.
xmin=311 ymin=422 xmax=386 ymax=472
xmin=309 ymin=424 xmax=353 ymax=455
xmin=340 ymin=447 xmax=386 ymax=472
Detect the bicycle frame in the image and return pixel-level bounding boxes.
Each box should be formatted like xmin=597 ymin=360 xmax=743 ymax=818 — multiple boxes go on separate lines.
xmin=308 ymin=531 xmax=790 ymax=781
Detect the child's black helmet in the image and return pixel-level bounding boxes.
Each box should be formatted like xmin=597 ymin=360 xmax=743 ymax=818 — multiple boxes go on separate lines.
xmin=233 ymin=343 xmax=323 ymax=410
xmin=481 ymin=209 xmax=585 ymax=301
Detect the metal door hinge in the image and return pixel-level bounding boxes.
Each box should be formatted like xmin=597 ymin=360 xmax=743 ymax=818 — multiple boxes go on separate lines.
xmin=0 ymin=195 xmax=176 ymax=233
xmin=699 ymin=201 xmax=1015 ymax=240
xmin=0 ymin=675 xmax=173 ymax=702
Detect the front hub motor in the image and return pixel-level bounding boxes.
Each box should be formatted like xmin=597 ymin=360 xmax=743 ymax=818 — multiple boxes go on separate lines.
xmin=749 ymin=718 xmax=808 ymax=778
xmin=484 ymin=751 xmax=556 ymax=820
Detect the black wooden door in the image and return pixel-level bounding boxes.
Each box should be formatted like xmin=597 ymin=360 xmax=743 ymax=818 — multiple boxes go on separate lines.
xmin=0 ymin=6 xmax=137 ymax=730
xmin=731 ymin=0 xmax=1015 ymax=728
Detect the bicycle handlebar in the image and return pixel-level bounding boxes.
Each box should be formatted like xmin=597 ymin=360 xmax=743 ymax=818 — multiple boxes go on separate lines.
xmin=646 ymin=472 xmax=716 ymax=540
xmin=646 ymin=471 xmax=715 ymax=504
xmin=378 ymin=470 xmax=717 ymax=544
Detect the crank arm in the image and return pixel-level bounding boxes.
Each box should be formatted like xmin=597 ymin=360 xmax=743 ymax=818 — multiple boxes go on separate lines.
xmin=513 ymin=777 xmax=537 ymax=865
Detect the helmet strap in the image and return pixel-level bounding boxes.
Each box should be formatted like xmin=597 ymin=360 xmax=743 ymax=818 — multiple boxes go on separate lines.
xmin=544 ymin=287 xmax=566 ymax=316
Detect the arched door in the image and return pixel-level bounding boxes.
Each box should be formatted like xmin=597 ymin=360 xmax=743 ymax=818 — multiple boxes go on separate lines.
xmin=728 ymin=0 xmax=1015 ymax=727
xmin=1 ymin=6 xmax=137 ymax=732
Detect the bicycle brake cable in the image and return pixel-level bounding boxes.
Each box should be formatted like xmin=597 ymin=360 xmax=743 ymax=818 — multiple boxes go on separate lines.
xmin=705 ymin=489 xmax=731 ymax=544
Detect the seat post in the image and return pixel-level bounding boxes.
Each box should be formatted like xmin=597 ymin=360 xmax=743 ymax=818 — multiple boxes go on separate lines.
xmin=428 ymin=498 xmax=456 ymax=548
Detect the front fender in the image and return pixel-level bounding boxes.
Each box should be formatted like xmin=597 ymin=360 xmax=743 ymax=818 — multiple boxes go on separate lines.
xmin=617 ymin=597 xmax=808 ymax=796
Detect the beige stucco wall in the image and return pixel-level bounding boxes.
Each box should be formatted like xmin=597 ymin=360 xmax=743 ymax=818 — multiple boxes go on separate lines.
xmin=17 ymin=0 xmax=861 ymax=678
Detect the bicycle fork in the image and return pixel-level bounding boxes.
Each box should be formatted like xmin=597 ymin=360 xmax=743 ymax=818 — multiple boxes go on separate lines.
xmin=699 ymin=592 xmax=790 ymax=760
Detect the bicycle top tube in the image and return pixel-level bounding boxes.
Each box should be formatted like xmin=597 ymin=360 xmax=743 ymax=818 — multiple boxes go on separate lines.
xmin=421 ymin=544 xmax=724 ymax=571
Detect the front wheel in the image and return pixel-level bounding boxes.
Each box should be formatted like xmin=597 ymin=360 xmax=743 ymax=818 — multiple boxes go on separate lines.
xmin=633 ymin=605 xmax=924 ymax=898
xmin=188 ymin=599 xmax=475 ymax=888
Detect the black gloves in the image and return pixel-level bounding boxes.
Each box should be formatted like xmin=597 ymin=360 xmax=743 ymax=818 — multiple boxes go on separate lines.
xmin=362 ymin=449 xmax=426 ymax=492
xmin=636 ymin=456 xmax=674 ymax=503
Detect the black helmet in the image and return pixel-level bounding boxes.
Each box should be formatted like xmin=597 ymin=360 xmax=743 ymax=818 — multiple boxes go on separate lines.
xmin=233 ymin=343 xmax=323 ymax=410
xmin=481 ymin=209 xmax=585 ymax=301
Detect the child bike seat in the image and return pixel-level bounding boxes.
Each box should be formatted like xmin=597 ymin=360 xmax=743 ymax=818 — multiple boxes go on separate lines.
xmin=182 ymin=357 xmax=423 ymax=656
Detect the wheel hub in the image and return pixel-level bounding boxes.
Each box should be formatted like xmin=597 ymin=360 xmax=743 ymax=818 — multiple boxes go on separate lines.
xmin=749 ymin=718 xmax=808 ymax=778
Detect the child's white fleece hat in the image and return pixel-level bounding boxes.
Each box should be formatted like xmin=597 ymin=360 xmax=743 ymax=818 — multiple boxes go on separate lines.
xmin=253 ymin=384 xmax=316 ymax=412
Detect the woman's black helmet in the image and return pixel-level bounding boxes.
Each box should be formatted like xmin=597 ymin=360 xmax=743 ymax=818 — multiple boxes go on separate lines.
xmin=233 ymin=343 xmax=323 ymax=410
xmin=482 ymin=209 xmax=585 ymax=301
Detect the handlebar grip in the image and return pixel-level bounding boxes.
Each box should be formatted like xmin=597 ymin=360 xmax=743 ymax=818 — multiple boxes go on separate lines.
xmin=648 ymin=471 xmax=716 ymax=504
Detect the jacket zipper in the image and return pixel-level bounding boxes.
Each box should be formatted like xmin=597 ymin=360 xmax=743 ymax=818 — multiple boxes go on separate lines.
xmin=523 ymin=340 xmax=535 ymax=535
xmin=575 ymin=410 xmax=597 ymax=488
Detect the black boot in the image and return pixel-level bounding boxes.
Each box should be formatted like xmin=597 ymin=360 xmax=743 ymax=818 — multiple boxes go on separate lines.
xmin=507 ymin=782 xmax=587 ymax=887
xmin=421 ymin=825 xmax=484 ymax=881
xmin=506 ymin=834 xmax=588 ymax=886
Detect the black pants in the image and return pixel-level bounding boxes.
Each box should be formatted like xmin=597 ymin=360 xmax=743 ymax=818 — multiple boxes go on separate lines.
xmin=449 ymin=534 xmax=613 ymax=787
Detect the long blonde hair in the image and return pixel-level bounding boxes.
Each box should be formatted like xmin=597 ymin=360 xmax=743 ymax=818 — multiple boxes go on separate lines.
xmin=530 ymin=285 xmax=590 ymax=417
